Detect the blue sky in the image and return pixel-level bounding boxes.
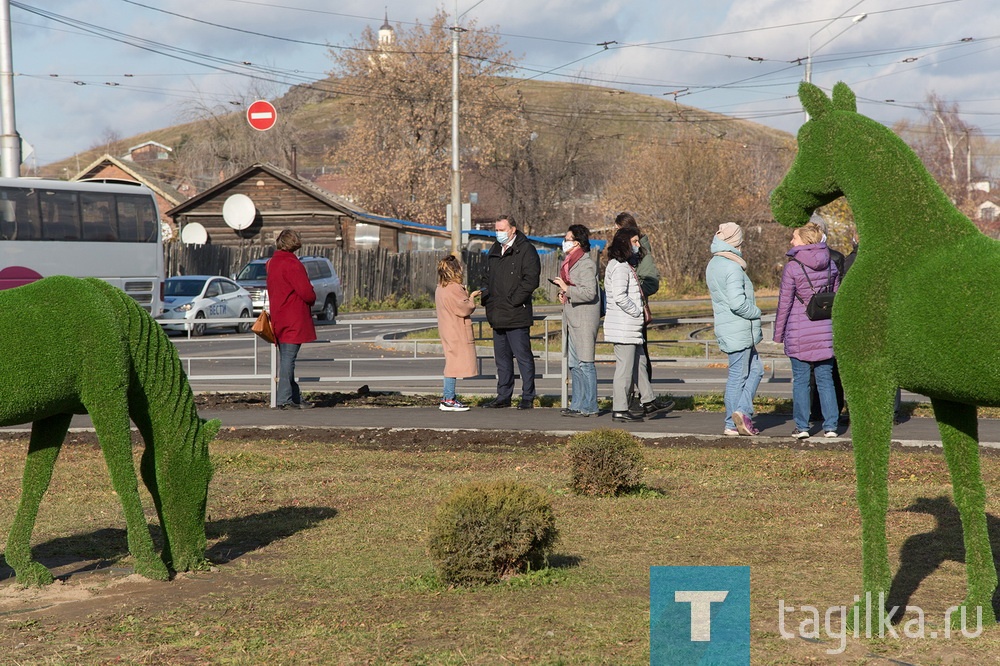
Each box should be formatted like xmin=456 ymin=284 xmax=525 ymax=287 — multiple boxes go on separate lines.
xmin=10 ymin=0 xmax=1000 ymax=168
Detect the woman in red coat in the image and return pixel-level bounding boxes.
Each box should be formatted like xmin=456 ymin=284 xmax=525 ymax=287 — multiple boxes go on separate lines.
xmin=435 ymin=255 xmax=480 ymax=411
xmin=266 ymin=229 xmax=317 ymax=409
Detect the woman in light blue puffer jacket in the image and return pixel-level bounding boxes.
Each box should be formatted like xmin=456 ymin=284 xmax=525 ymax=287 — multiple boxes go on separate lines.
xmin=705 ymin=223 xmax=763 ymax=436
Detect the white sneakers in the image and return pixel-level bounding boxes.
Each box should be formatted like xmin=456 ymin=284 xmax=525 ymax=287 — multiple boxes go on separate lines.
xmin=439 ymin=399 xmax=470 ymax=412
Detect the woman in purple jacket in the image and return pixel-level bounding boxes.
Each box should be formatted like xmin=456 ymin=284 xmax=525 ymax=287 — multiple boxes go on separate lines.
xmin=773 ymin=222 xmax=841 ymax=438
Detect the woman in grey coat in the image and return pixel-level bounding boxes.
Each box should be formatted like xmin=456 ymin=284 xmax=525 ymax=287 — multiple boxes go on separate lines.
xmin=552 ymin=225 xmax=600 ymax=416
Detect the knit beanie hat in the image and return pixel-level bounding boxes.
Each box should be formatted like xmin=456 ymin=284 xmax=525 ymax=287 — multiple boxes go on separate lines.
xmin=716 ymin=222 xmax=743 ymax=248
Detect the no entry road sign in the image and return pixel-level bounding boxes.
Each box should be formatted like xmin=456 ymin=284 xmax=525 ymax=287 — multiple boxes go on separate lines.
xmin=247 ymin=100 xmax=277 ymax=131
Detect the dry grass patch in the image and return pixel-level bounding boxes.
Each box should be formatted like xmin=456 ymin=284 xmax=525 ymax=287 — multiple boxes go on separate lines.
xmin=0 ymin=434 xmax=998 ymax=663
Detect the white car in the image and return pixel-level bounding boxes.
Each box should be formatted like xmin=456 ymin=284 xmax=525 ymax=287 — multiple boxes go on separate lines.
xmin=158 ymin=276 xmax=254 ymax=336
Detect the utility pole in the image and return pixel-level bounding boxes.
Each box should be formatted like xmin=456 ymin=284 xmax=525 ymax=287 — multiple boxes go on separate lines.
xmin=0 ymin=0 xmax=20 ymax=177
xmin=449 ymin=4 xmax=464 ymax=257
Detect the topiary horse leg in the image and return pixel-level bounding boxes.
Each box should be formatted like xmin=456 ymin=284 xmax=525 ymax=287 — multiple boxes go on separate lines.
xmin=933 ymin=397 xmax=998 ymax=626
xmin=6 ymin=414 xmax=72 ymax=586
xmin=89 ymin=407 xmax=169 ymax=581
xmin=840 ymin=371 xmax=896 ymax=630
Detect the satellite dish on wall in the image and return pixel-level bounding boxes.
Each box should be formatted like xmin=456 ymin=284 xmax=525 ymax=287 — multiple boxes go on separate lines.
xmin=180 ymin=222 xmax=208 ymax=245
xmin=223 ymin=193 xmax=256 ymax=230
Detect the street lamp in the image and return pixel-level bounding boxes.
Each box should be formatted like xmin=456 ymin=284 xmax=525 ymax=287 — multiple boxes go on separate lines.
xmin=805 ymin=4 xmax=868 ymax=84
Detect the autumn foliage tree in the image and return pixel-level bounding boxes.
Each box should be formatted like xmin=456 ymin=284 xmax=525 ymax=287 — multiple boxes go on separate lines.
xmin=328 ymin=11 xmax=519 ymax=224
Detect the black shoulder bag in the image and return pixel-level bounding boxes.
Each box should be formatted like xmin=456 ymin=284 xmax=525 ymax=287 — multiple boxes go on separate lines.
xmin=791 ymin=259 xmax=835 ymax=321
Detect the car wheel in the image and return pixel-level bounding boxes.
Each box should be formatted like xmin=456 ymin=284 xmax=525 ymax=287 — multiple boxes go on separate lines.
xmin=192 ymin=311 xmax=206 ymax=337
xmin=320 ymin=296 xmax=337 ymax=321
xmin=237 ymin=309 xmax=252 ymax=334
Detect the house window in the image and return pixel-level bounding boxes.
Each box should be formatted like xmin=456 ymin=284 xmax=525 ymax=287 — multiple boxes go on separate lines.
xmin=354 ymin=222 xmax=380 ymax=249
xmin=981 ymin=206 xmax=997 ymax=222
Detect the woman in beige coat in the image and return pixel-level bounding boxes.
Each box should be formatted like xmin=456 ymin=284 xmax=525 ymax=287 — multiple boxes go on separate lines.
xmin=435 ymin=256 xmax=481 ymax=412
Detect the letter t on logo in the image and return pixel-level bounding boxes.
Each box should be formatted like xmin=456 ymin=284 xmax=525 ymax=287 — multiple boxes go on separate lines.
xmin=675 ymin=591 xmax=729 ymax=641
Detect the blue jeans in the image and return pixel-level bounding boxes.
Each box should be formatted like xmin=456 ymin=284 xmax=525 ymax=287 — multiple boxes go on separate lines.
xmin=792 ymin=357 xmax=839 ymax=432
xmin=567 ymin=336 xmax=598 ymax=414
xmin=443 ymin=376 xmax=457 ymax=401
xmin=724 ymin=345 xmax=764 ymax=430
xmin=277 ymin=342 xmax=302 ymax=406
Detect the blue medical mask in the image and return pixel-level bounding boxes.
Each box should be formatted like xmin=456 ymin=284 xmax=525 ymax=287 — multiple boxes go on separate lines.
xmin=496 ymin=230 xmax=511 ymax=245
xmin=631 ymin=243 xmax=641 ymax=255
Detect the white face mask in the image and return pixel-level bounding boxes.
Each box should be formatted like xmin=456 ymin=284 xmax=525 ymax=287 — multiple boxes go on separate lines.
xmin=496 ymin=230 xmax=511 ymax=245
xmin=562 ymin=240 xmax=576 ymax=253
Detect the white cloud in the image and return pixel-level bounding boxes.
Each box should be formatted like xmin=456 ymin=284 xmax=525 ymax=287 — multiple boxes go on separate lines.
xmin=9 ymin=0 xmax=1000 ymax=164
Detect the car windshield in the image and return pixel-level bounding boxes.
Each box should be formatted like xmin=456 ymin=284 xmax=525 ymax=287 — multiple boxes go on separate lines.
xmin=237 ymin=263 xmax=267 ymax=280
xmin=165 ymin=278 xmax=206 ymax=298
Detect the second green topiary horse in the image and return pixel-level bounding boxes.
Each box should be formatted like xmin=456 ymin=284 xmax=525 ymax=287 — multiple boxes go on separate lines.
xmin=0 ymin=276 xmax=220 ymax=586
xmin=772 ymin=81 xmax=1000 ymax=629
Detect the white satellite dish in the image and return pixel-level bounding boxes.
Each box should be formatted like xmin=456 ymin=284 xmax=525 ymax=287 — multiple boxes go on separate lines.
xmin=223 ymin=193 xmax=256 ymax=230
xmin=180 ymin=222 xmax=208 ymax=245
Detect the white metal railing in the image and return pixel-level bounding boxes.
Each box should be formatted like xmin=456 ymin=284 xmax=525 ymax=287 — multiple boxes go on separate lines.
xmin=163 ymin=313 xmax=786 ymax=408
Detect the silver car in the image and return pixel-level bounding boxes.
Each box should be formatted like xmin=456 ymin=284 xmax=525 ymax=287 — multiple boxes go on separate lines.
xmin=157 ymin=276 xmax=254 ymax=336
xmin=235 ymin=256 xmax=344 ymax=321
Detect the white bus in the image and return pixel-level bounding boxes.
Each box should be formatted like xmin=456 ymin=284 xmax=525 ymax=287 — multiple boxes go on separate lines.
xmin=0 ymin=177 xmax=163 ymax=314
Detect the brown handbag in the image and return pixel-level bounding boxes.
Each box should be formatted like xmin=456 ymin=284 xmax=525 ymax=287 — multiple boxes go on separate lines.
xmin=251 ymin=310 xmax=276 ymax=344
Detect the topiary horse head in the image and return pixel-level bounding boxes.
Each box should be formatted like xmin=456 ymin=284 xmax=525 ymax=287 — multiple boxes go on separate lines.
xmin=0 ymin=276 xmax=220 ymax=586
xmin=771 ymin=81 xmax=1000 ymax=628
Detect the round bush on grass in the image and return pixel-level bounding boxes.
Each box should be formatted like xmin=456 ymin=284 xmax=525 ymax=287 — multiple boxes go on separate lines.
xmin=427 ymin=481 xmax=559 ymax=585
xmin=568 ymin=428 xmax=644 ymax=496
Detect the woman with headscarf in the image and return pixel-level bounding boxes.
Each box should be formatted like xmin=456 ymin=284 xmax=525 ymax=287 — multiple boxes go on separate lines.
xmin=552 ymin=224 xmax=600 ymax=416
xmin=705 ymin=222 xmax=763 ymax=436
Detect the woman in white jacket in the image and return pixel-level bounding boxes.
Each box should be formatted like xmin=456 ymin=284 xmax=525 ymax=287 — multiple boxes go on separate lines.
xmin=604 ymin=226 xmax=656 ymax=422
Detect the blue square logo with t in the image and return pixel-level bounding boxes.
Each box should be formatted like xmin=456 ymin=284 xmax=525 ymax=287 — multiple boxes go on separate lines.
xmin=650 ymin=566 xmax=750 ymax=665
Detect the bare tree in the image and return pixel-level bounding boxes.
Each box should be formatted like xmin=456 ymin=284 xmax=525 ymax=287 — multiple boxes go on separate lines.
xmin=91 ymin=128 xmax=127 ymax=158
xmin=894 ymin=93 xmax=981 ymax=215
xmin=328 ymin=10 xmax=519 ymax=224
xmin=174 ymin=82 xmax=303 ymax=191
xmin=600 ymin=135 xmax=791 ymax=292
xmin=476 ymin=88 xmax=613 ymax=236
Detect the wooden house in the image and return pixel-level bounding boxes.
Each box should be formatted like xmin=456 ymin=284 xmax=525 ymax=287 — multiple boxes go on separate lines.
xmin=166 ymin=162 xmax=449 ymax=251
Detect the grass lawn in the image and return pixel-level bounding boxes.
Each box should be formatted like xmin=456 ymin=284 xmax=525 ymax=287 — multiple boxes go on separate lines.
xmin=2 ymin=430 xmax=1000 ymax=664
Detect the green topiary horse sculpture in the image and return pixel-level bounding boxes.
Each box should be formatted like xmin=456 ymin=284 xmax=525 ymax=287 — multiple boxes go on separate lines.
xmin=771 ymin=81 xmax=1000 ymax=629
xmin=0 ymin=276 xmax=220 ymax=586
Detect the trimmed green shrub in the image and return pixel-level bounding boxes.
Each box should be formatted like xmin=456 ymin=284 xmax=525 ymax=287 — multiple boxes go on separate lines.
xmin=568 ymin=428 xmax=644 ymax=496
xmin=428 ymin=481 xmax=558 ymax=585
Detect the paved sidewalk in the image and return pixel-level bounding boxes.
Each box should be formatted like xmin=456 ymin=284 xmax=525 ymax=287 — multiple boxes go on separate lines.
xmin=17 ymin=404 xmax=1000 ymax=450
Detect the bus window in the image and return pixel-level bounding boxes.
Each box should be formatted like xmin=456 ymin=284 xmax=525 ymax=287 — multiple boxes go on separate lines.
xmin=81 ymin=193 xmax=118 ymax=241
xmin=0 ymin=187 xmax=41 ymax=240
xmin=117 ymin=195 xmax=157 ymax=243
xmin=40 ymin=189 xmax=81 ymax=241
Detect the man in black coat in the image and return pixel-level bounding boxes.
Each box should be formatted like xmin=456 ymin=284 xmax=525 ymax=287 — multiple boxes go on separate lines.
xmin=480 ymin=214 xmax=541 ymax=409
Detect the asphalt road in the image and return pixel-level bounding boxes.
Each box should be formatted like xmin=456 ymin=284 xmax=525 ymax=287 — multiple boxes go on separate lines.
xmin=165 ymin=311 xmax=925 ymax=405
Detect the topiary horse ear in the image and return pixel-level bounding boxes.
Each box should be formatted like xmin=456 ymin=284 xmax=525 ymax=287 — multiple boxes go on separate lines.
xmin=831 ymin=82 xmax=857 ymax=112
xmin=799 ymin=81 xmax=832 ymax=119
